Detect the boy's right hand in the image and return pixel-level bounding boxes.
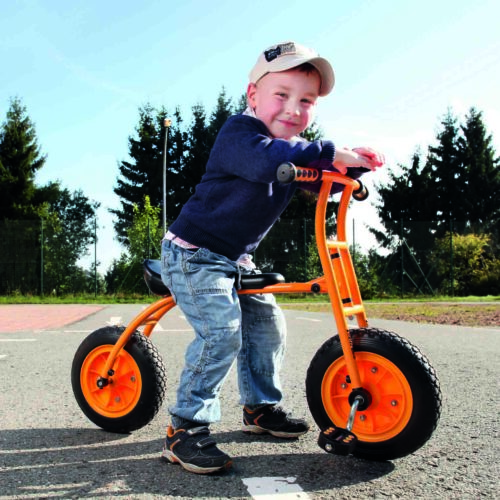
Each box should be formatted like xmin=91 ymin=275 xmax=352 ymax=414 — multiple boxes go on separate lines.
xmin=333 ymin=147 xmax=385 ymax=174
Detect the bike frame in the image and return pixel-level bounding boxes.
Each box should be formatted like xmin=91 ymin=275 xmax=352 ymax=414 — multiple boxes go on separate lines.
xmin=99 ymin=170 xmax=368 ymax=390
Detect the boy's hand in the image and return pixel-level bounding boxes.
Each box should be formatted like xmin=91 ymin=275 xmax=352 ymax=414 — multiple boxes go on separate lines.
xmin=333 ymin=147 xmax=385 ymax=174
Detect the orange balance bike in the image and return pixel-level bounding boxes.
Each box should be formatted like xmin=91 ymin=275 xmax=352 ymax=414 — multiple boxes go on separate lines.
xmin=72 ymin=164 xmax=442 ymax=461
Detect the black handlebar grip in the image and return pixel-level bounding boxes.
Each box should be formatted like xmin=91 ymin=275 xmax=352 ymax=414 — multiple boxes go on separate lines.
xmin=276 ymin=162 xmax=296 ymax=184
xmin=353 ymin=180 xmax=369 ymax=201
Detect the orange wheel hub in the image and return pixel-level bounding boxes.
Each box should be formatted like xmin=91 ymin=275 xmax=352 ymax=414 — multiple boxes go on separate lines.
xmin=321 ymin=352 xmax=413 ymax=442
xmin=80 ymin=345 xmax=142 ymax=418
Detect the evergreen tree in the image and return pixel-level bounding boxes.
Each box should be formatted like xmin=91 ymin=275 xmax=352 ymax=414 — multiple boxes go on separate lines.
xmin=0 ymin=97 xmax=47 ymax=220
xmin=181 ymin=103 xmax=210 ymax=197
xmin=235 ymin=93 xmax=248 ymax=114
xmin=208 ymin=88 xmax=233 ymax=145
xmin=373 ymin=150 xmax=436 ymax=253
xmin=111 ymin=103 xmax=165 ymax=244
xmin=457 ymin=108 xmax=500 ymax=235
xmin=372 ymin=107 xmax=499 ymax=295
xmin=164 ymin=107 xmax=188 ymax=224
xmin=427 ymin=110 xmax=465 ymax=235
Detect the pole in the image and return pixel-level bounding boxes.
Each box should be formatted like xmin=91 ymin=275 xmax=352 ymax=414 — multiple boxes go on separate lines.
xmin=40 ymin=219 xmax=44 ymax=297
xmin=94 ymin=217 xmax=97 ymax=298
xmin=162 ymin=118 xmax=172 ymax=235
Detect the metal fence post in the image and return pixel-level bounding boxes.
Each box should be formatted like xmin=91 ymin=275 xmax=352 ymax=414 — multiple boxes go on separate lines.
xmin=94 ymin=217 xmax=97 ymax=297
xmin=449 ymin=220 xmax=454 ymax=296
xmin=400 ymin=219 xmax=404 ymax=298
xmin=40 ymin=219 xmax=44 ymax=297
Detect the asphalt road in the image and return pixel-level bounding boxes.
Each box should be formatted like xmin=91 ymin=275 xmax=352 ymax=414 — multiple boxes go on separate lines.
xmin=0 ymin=304 xmax=498 ymax=499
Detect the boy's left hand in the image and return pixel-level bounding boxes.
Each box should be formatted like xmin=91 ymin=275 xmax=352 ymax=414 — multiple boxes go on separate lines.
xmin=334 ymin=147 xmax=385 ymax=174
xmin=352 ymin=147 xmax=385 ymax=169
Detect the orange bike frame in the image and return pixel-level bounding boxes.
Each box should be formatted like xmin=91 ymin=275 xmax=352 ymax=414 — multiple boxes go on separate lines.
xmin=101 ymin=171 xmax=368 ymax=389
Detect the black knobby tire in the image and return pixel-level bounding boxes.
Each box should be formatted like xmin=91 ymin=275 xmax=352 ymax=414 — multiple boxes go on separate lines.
xmin=306 ymin=327 xmax=441 ymax=460
xmin=71 ymin=326 xmax=167 ymax=433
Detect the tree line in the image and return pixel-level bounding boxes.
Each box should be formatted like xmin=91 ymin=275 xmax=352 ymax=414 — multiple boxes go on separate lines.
xmin=0 ymin=97 xmax=99 ymax=295
xmin=0 ymin=92 xmax=499 ymax=297
xmin=370 ymin=108 xmax=500 ymax=296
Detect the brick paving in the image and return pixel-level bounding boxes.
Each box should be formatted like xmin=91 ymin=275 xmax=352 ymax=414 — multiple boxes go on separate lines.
xmin=0 ymin=304 xmax=104 ymax=332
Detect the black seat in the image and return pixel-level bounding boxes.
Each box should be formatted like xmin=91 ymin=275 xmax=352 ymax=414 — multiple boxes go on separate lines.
xmin=143 ymin=259 xmax=285 ymax=296
xmin=143 ymin=259 xmax=170 ymax=296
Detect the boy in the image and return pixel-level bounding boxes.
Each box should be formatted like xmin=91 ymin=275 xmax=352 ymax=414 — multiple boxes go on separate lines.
xmin=160 ymin=41 xmax=384 ymax=474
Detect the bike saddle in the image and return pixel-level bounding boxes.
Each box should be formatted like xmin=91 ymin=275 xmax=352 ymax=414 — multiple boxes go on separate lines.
xmin=143 ymin=259 xmax=285 ymax=296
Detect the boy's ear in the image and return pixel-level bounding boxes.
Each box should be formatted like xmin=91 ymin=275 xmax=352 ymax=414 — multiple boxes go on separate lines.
xmin=247 ymin=83 xmax=257 ymax=107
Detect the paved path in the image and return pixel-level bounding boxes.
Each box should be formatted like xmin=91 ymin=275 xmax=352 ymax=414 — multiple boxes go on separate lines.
xmin=0 ymin=304 xmax=498 ymax=499
xmin=0 ymin=304 xmax=104 ymax=333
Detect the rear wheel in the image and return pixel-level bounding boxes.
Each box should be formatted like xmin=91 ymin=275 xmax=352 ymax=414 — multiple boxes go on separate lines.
xmin=71 ymin=326 xmax=167 ymax=433
xmin=306 ymin=328 xmax=441 ymax=460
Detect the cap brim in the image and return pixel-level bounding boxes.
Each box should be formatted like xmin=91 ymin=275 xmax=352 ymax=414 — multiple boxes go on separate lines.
xmin=308 ymin=57 xmax=335 ymax=96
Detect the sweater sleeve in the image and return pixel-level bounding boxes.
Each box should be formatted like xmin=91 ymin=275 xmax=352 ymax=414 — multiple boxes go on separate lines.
xmin=206 ymin=115 xmax=336 ymax=183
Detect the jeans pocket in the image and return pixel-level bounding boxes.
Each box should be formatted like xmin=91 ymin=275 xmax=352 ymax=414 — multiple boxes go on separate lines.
xmin=161 ymin=241 xmax=177 ymax=301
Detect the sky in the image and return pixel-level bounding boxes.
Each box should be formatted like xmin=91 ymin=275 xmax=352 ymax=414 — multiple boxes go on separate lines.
xmin=1 ymin=0 xmax=499 ymax=272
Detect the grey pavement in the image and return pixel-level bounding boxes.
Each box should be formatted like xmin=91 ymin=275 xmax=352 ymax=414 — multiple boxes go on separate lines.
xmin=0 ymin=304 xmax=498 ymax=499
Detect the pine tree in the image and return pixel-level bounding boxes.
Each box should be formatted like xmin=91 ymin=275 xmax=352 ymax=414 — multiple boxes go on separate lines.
xmin=111 ymin=103 xmax=164 ymax=244
xmin=181 ymin=103 xmax=210 ymax=197
xmin=427 ymin=110 xmax=465 ymax=234
xmin=457 ymin=107 xmax=500 ymax=235
xmin=164 ymin=107 xmax=188 ymax=225
xmin=372 ymin=107 xmax=499 ymax=295
xmin=0 ymin=97 xmax=46 ymax=220
xmin=208 ymin=88 xmax=233 ymax=145
xmin=235 ymin=93 xmax=248 ymax=114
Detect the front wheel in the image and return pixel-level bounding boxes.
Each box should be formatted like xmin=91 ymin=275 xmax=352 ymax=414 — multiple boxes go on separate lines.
xmin=71 ymin=326 xmax=167 ymax=433
xmin=306 ymin=327 xmax=441 ymax=460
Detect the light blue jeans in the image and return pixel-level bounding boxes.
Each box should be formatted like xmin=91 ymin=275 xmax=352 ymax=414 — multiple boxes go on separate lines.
xmin=161 ymin=239 xmax=286 ymax=427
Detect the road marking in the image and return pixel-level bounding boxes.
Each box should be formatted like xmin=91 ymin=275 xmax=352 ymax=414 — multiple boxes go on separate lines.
xmin=0 ymin=338 xmax=37 ymax=342
xmin=0 ymin=354 xmax=7 ymax=359
xmin=296 ymin=317 xmax=322 ymax=322
xmin=107 ymin=316 xmax=122 ymax=325
xmin=243 ymin=477 xmax=311 ymax=499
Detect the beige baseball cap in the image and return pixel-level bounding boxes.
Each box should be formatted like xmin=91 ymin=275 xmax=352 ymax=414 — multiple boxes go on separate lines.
xmin=249 ymin=41 xmax=335 ymax=96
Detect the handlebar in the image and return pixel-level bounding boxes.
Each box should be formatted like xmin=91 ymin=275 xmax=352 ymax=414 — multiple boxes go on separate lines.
xmin=276 ymin=162 xmax=369 ymax=201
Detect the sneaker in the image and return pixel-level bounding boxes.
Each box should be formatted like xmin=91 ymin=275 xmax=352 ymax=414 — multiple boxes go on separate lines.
xmin=161 ymin=425 xmax=232 ymax=474
xmin=242 ymin=405 xmax=310 ymax=438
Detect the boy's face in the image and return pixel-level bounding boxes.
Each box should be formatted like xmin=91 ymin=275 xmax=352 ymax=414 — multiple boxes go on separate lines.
xmin=247 ymin=68 xmax=320 ymax=139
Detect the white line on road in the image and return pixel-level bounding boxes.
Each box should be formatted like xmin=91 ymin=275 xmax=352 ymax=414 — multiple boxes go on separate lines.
xmin=243 ymin=477 xmax=311 ymax=499
xmin=0 ymin=338 xmax=37 ymax=342
xmin=295 ymin=317 xmax=322 ymax=322
xmin=0 ymin=354 xmax=7 ymax=359
xmin=107 ymin=316 xmax=122 ymax=326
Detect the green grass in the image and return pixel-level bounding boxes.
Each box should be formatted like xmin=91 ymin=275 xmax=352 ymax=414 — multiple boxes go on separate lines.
xmin=0 ymin=294 xmax=158 ymax=305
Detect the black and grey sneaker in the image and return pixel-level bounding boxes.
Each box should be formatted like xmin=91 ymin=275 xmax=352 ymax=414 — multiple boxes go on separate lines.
xmin=242 ymin=405 xmax=310 ymax=438
xmin=161 ymin=425 xmax=232 ymax=474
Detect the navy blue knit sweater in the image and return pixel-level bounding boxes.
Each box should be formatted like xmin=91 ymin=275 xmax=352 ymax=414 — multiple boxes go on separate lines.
xmin=169 ymin=114 xmax=362 ymax=261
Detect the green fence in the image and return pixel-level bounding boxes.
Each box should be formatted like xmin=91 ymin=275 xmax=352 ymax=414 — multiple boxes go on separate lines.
xmin=1 ymin=218 xmax=498 ymax=296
